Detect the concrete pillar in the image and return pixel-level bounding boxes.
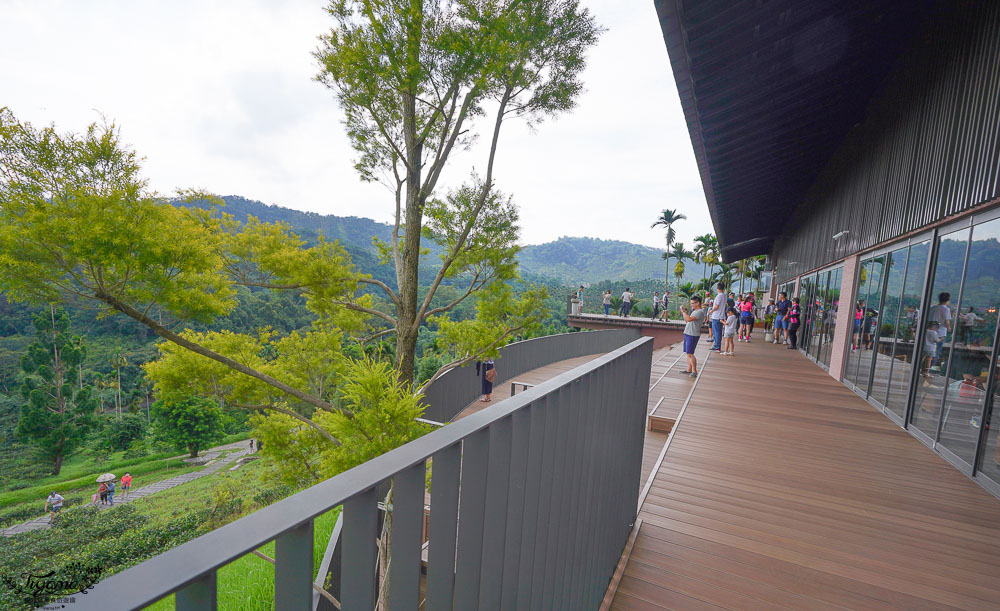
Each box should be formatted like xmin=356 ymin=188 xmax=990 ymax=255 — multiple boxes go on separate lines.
xmin=828 ymin=254 xmax=860 ymax=381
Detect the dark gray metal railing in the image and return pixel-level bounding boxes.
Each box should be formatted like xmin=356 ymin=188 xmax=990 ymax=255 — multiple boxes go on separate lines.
xmin=72 ymin=336 xmax=653 ymax=610
xmin=421 ymin=328 xmax=641 ymax=423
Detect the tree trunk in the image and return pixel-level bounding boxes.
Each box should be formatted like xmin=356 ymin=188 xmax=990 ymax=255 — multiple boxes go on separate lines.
xmin=53 ymin=452 xmax=63 ymax=475
xmin=396 ymin=84 xmax=423 ymax=387
xmin=189 ymin=447 xmax=199 ymax=458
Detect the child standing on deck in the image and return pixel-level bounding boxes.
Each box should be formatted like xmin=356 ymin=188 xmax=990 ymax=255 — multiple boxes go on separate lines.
xmin=723 ymin=307 xmax=738 ymax=355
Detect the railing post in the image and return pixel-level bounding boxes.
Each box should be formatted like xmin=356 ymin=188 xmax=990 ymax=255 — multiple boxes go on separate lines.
xmin=275 ymin=520 xmax=313 ymax=610
xmin=387 ymin=461 xmax=426 ymax=609
xmin=175 ymin=570 xmax=216 ymax=611
xmin=341 ymin=488 xmax=378 ymax=609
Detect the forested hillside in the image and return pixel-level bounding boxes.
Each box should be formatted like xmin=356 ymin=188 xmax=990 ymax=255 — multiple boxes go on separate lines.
xmin=182 ymin=197 xmax=703 ymax=285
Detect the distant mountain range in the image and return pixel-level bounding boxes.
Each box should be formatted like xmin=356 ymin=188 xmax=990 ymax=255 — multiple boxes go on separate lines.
xmin=182 ymin=196 xmax=704 ymax=285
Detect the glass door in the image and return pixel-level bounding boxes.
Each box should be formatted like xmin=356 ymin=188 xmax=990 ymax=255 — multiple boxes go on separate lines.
xmin=911 ymin=226 xmax=970 ymax=443
xmin=936 ymin=218 xmax=1000 ymax=468
xmin=818 ymin=266 xmax=843 ymax=368
xmin=869 ymin=247 xmax=908 ymax=408
xmin=885 ymin=239 xmax=930 ymax=421
xmin=799 ymin=274 xmax=816 ymax=354
xmin=844 ymin=259 xmax=872 ymax=388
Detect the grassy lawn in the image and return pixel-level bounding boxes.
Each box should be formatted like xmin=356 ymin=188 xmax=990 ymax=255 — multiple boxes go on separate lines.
xmin=1 ymin=437 xmax=251 ymax=507
xmin=144 ymin=507 xmax=341 ymax=611
xmin=132 ymin=460 xmax=341 ymax=610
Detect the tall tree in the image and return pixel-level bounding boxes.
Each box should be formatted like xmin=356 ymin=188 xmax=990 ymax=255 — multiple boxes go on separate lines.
xmin=665 ymin=242 xmax=692 ymax=312
xmin=16 ymin=308 xmax=97 ymax=474
xmin=651 ymin=209 xmax=687 ymax=294
xmin=314 ymin=0 xmax=602 ymax=384
xmin=151 ymin=396 xmax=226 ymax=458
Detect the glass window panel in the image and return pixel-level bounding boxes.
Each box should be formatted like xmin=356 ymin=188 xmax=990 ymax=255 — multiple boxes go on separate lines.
xmin=886 ymin=240 xmax=931 ymax=420
xmin=939 ymin=219 xmax=1000 ymax=465
xmin=820 ymin=267 xmax=843 ymax=367
xmin=911 ymin=228 xmax=970 ymax=440
xmin=844 ymin=260 xmax=872 ymax=387
xmin=811 ymin=271 xmax=828 ymax=359
xmin=856 ymin=254 xmax=886 ymax=395
xmin=869 ymin=248 xmax=908 ymax=407
xmin=799 ymin=275 xmax=815 ymax=353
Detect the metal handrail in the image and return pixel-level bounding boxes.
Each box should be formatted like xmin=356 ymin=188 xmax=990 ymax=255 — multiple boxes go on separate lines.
xmin=72 ymin=336 xmax=653 ymax=610
xmin=509 ymin=380 xmax=535 ymax=396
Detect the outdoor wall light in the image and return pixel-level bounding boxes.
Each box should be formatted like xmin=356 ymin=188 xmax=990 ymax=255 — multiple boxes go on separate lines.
xmin=832 ymin=230 xmax=849 ymax=240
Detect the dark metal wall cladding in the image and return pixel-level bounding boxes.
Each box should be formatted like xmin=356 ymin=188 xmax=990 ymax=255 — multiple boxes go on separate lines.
xmin=775 ymin=2 xmax=1000 ymax=281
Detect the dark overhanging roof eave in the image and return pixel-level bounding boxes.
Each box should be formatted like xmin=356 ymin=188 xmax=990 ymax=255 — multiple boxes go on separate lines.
xmin=652 ymin=0 xmax=727 ymax=248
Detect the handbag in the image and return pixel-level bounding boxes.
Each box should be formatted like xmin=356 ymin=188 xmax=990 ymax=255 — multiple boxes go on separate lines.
xmin=485 ymin=368 xmax=497 ymax=383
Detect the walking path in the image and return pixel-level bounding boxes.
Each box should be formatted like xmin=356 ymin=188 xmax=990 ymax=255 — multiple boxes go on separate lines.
xmin=1 ymin=441 xmax=253 ymax=537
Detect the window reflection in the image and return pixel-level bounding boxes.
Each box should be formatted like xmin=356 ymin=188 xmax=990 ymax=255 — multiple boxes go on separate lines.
xmin=911 ymin=228 xmax=969 ymax=440
xmin=940 ymin=219 xmax=1000 ymax=466
xmin=870 ymin=248 xmax=908 ymax=407
xmin=885 ymin=241 xmax=930 ymax=420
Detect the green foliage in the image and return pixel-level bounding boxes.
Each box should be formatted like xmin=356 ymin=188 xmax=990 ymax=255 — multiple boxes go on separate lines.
xmin=432 ymin=281 xmax=549 ymax=364
xmin=151 ymin=397 xmax=226 ymax=458
xmin=517 ymin=237 xmax=703 ymax=284
xmin=15 ymin=308 xmax=97 ymax=474
xmin=102 ymin=413 xmax=146 ymax=452
xmin=318 ymin=356 xmax=430 ymax=475
xmin=253 ymin=355 xmax=430 ymax=486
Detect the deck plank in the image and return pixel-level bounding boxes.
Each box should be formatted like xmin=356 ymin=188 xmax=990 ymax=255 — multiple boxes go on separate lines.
xmin=614 ymin=339 xmax=1000 ymax=610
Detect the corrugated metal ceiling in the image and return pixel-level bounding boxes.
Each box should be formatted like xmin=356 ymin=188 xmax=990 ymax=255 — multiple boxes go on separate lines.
xmin=654 ymin=0 xmax=933 ymax=262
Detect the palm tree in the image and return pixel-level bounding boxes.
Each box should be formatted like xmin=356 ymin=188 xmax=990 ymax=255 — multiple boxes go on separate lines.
xmin=666 ymin=243 xmax=693 ymax=311
xmin=693 ymin=233 xmax=717 ymax=291
xmin=677 ymin=282 xmax=697 ymax=302
xmin=651 ymin=209 xmax=687 ymax=293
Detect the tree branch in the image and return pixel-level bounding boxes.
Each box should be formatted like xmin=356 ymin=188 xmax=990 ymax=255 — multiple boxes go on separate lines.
xmin=92 ymin=290 xmax=353 ymax=419
xmin=416 ymin=323 xmax=526 ymax=394
xmin=357 ymin=277 xmax=399 ymax=306
xmin=363 ymin=328 xmax=398 ymax=342
xmin=232 ymin=403 xmax=339 ymax=447
xmin=334 ymin=301 xmax=398 ymax=326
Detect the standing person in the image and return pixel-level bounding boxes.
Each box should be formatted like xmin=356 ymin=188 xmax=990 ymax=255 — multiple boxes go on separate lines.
xmin=476 ymin=358 xmax=496 ymax=402
xmin=602 ymin=290 xmax=612 ymax=316
xmin=652 ymin=291 xmax=661 ymax=320
xmin=764 ymin=299 xmax=776 ymax=334
xmin=922 ymin=321 xmax=943 ymax=376
xmin=121 ymin=472 xmax=132 ymax=499
xmin=249 ymin=439 xmax=255 ymax=452
xmin=723 ymin=306 xmax=738 ymax=355
xmin=679 ymin=295 xmax=706 ymax=377
xmin=660 ymin=291 xmax=670 ymax=320
xmin=576 ymin=285 xmax=585 ymax=312
xmin=708 ymin=282 xmax=727 ymax=352
xmin=773 ymin=292 xmax=791 ymax=344
xmin=739 ymin=293 xmax=755 ymax=342
xmin=45 ymin=491 xmax=64 ymax=517
xmin=98 ymin=482 xmax=108 ymax=505
xmin=106 ymin=479 xmax=115 ymax=505
xmin=787 ymin=297 xmax=802 ymax=349
xmin=960 ymin=306 xmax=982 ymax=345
xmin=927 ymin=292 xmax=952 ymax=370
xmin=852 ymin=300 xmax=865 ymax=350
xmin=621 ymin=288 xmax=633 ymax=317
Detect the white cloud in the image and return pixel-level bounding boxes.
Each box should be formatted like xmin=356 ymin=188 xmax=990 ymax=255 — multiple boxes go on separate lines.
xmin=1 ymin=0 xmax=713 ymax=250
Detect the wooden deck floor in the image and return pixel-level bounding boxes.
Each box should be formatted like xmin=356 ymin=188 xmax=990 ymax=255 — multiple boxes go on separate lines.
xmin=613 ymin=339 xmax=1000 ymax=611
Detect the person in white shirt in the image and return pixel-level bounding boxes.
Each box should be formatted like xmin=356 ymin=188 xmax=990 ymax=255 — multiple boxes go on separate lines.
xmin=707 ymin=282 xmax=727 ymax=352
xmin=723 ymin=307 xmax=738 ymax=355
xmin=620 ymin=288 xmax=633 ymax=317
xmin=45 ymin=491 xmax=65 ymax=517
xmin=959 ymin=306 xmax=981 ymax=345
xmin=923 ymin=321 xmax=942 ymax=376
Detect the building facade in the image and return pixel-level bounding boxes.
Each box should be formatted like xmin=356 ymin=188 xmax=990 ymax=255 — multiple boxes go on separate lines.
xmin=657 ymin=1 xmax=1000 ymax=496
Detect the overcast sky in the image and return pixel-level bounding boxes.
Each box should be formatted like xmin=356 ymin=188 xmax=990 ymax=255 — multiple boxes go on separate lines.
xmin=2 ymin=0 xmax=713 ymax=250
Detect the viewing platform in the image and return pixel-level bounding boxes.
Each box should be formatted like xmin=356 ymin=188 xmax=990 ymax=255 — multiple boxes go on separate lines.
xmin=72 ymin=330 xmax=1000 ymax=610
xmin=568 ymin=312 xmax=687 ymax=350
